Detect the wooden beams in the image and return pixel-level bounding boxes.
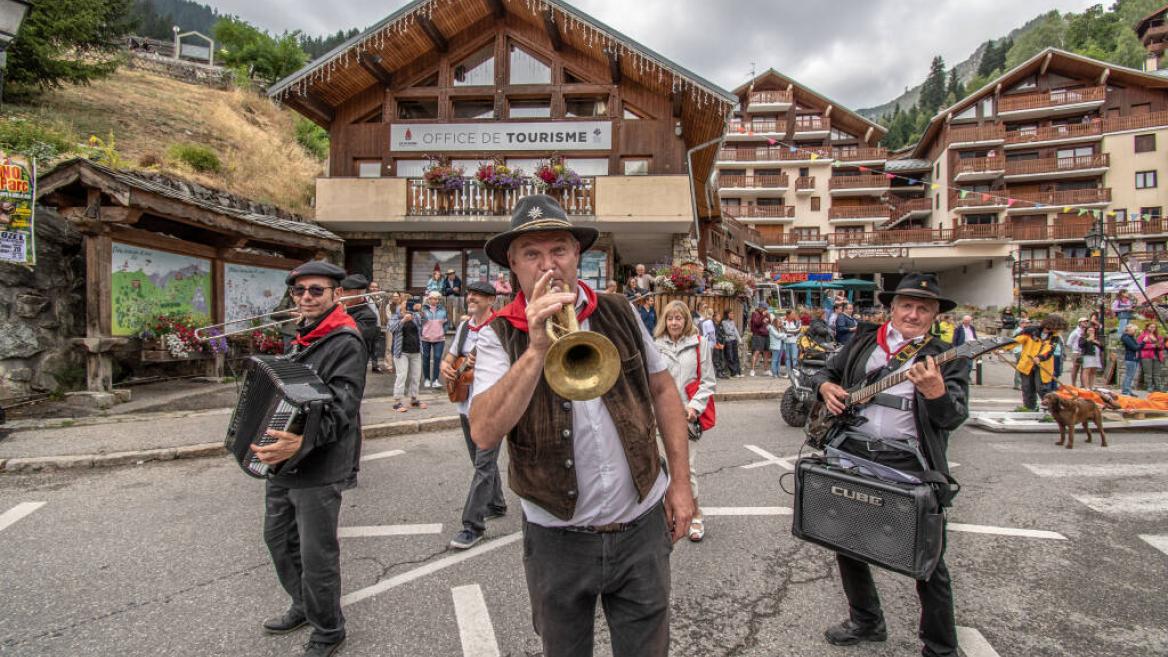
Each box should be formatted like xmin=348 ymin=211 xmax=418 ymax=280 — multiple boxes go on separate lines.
xmin=358 ymin=53 xmax=393 ymax=86
xmin=542 ymin=10 xmax=563 ymax=51
xmin=1099 ymin=67 xmax=1111 ymax=85
xmin=61 ymin=206 xmax=142 ymax=228
xmin=1040 ymin=51 xmax=1052 ymax=76
xmin=608 ymin=52 xmax=621 ymax=85
xmin=289 ymin=93 xmax=335 ymax=125
xmin=417 ymin=15 xmax=449 ymax=53
xmin=864 ymin=126 xmax=875 ymax=142
xmin=484 ymin=0 xmax=505 ymax=19
xmin=824 ymin=104 xmax=834 ymax=118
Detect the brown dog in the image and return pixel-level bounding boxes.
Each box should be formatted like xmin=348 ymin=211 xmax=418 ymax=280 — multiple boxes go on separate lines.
xmin=1042 ymin=392 xmax=1108 ymax=449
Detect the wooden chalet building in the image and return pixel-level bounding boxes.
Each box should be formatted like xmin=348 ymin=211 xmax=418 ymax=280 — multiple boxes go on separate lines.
xmin=268 ymin=0 xmax=735 ymax=292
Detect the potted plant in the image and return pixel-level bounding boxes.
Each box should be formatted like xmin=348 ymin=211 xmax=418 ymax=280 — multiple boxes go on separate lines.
xmin=535 ymin=157 xmax=584 ymax=200
xmin=251 ymin=327 xmax=285 ymax=355
xmin=654 ymin=265 xmax=699 ymax=293
xmin=422 ymin=159 xmax=465 ymax=212
xmin=139 ymin=314 xmax=225 ymax=360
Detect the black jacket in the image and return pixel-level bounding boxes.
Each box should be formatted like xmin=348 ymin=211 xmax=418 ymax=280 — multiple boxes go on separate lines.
xmin=346 ymin=303 xmax=381 ymax=355
xmin=810 ymin=323 xmax=970 ymax=488
xmin=270 ymin=309 xmax=368 ymax=488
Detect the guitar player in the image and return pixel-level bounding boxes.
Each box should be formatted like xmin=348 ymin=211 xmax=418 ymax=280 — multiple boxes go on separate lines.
xmin=440 ymin=279 xmax=507 ymax=550
xmin=812 ymin=272 xmax=971 ymax=657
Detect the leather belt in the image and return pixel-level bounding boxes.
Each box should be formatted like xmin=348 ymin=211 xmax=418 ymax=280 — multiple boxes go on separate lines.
xmin=560 ymin=504 xmax=658 ymax=534
xmin=871 ymin=392 xmax=914 ymax=412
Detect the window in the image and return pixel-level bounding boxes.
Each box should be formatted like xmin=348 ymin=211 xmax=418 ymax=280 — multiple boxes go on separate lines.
xmin=452 ymin=98 xmax=495 ymax=119
xmin=409 ymin=249 xmax=465 ymax=289
xmin=508 ymin=43 xmax=551 ymax=85
xmin=1135 ymin=134 xmax=1157 ymax=153
xmin=1136 ymin=170 xmax=1158 ymax=189
xmin=1020 ymin=247 xmax=1047 ymax=262
xmin=355 ymin=160 xmax=381 ymax=178
xmin=952 ymin=105 xmax=976 ymax=121
xmin=838 ymin=225 xmax=865 ymax=236
xmin=1063 ymin=246 xmax=1090 ymax=258
xmin=798 ymin=167 xmax=810 ymax=177
xmin=1056 ymin=146 xmax=1093 ymax=163
xmin=509 ymin=98 xmax=551 ymax=118
xmin=564 ymin=69 xmax=586 ymax=84
xmin=397 ymin=99 xmax=439 ymax=120
xmin=1113 ymin=209 xmax=1127 ymax=222
xmin=1147 ymin=241 xmax=1167 ymax=256
xmin=793 ymin=227 xmax=821 ymax=241
xmin=566 ymin=159 xmax=609 ymax=176
xmin=833 ymin=144 xmax=858 ymax=158
xmin=965 ymin=213 xmax=996 ymax=225
xmin=453 ymin=45 xmax=494 ymax=86
xmin=796 ymin=254 xmax=823 ymax=264
xmin=810 ymin=197 xmax=821 ymax=211
xmin=1141 ymin=206 xmax=1163 ymax=220
xmin=980 ymin=97 xmax=994 ymax=118
xmin=395 ymin=159 xmax=428 ymax=178
xmin=1132 ymin=103 xmax=1151 ymax=115
xmin=565 ymin=96 xmax=608 ymax=118
xmin=413 ymin=72 xmax=438 ymax=87
xmin=830 ymin=128 xmax=856 ymax=141
xmin=623 ymin=158 xmax=649 ymax=175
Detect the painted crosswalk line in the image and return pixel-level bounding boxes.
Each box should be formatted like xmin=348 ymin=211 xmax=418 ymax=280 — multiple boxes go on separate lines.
xmin=1024 ymin=463 xmax=1164 ymax=478
xmin=995 ymin=442 xmax=1168 ymax=453
xmin=741 ymin=445 xmax=795 ymax=470
xmin=702 ymin=506 xmax=793 ymax=516
xmin=342 ymin=533 xmax=521 ymax=607
xmin=947 ymin=523 xmax=1066 ymax=540
xmin=1139 ymin=534 xmax=1168 ymax=556
xmin=956 ymin=626 xmax=1001 ymax=657
xmin=452 ymin=584 xmax=501 ymax=657
xmin=1074 ymin=492 xmax=1168 ymax=515
xmin=361 ymin=449 xmax=405 ymax=462
xmin=0 ymin=502 xmax=46 ymax=534
xmin=338 ymin=524 xmax=442 ymax=538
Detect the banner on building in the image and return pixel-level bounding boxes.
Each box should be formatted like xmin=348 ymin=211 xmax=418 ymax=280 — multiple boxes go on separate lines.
xmin=391 ymin=121 xmax=612 ymax=152
xmin=1047 ymin=270 xmax=1146 ymax=294
xmin=0 ymin=152 xmax=36 ymax=267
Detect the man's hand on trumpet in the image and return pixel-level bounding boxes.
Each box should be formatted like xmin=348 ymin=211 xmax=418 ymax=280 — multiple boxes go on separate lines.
xmin=526 ymin=269 xmax=575 ymax=353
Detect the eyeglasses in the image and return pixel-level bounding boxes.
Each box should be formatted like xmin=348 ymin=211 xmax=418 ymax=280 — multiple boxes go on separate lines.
xmin=290 ymin=285 xmax=336 ymax=298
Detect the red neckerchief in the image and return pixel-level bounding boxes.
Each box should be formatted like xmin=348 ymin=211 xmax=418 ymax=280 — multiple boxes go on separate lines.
xmin=875 ymin=322 xmax=922 ymax=360
xmin=293 ymin=303 xmax=357 ymax=347
xmin=495 ymin=281 xmax=598 ymax=333
xmin=469 ymin=311 xmax=496 ymax=332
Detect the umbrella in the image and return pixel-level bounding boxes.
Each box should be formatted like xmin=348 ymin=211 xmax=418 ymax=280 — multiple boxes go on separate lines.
xmin=830 ymin=278 xmax=877 ymax=290
xmin=1143 ymin=281 xmax=1168 ymax=302
xmin=778 ymin=280 xmax=838 ymax=290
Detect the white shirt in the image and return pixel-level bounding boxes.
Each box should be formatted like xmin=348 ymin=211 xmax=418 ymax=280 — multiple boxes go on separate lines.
xmin=961 ymin=324 xmax=976 ymax=343
xmin=855 ymin=324 xmax=923 ymax=442
xmin=473 ymin=287 xmax=669 ymax=527
xmin=1066 ymin=327 xmax=1083 ymax=355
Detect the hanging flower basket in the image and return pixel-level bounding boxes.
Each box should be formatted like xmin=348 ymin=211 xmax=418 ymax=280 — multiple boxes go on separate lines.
xmin=535 ymin=158 xmax=584 ymax=192
xmin=422 ymin=161 xmax=466 ymax=191
xmin=474 ymin=161 xmax=526 ymax=191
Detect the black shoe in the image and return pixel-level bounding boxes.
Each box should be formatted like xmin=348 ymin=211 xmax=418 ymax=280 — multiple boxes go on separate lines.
xmin=824 ymin=619 xmax=887 ymax=646
xmin=302 ymin=638 xmax=344 ymax=657
xmin=449 ymin=528 xmax=484 ymax=549
xmin=262 ymin=609 xmax=307 ymax=635
xmin=485 ymin=506 xmax=508 ymax=520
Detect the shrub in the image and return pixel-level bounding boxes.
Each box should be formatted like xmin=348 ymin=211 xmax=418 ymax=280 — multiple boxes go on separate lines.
xmin=0 ymin=117 xmax=75 ymax=161
xmin=293 ymin=116 xmax=329 ymax=160
xmin=168 ymin=143 xmax=222 ymax=173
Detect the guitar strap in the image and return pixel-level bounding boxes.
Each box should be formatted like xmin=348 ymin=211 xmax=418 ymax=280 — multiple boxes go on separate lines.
xmin=861 ymin=335 xmax=932 ymax=411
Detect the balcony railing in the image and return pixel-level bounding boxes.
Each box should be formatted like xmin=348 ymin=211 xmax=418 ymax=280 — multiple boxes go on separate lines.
xmin=718 ymin=174 xmax=790 ymax=189
xmin=829 ymin=174 xmax=890 ymax=190
xmin=1017 ymin=257 xmax=1121 ymax=274
xmin=749 ymin=89 xmax=793 ymax=105
xmin=828 ymin=205 xmax=892 ymax=220
xmin=1101 ymin=110 xmax=1168 ymax=134
xmin=795 ymin=176 xmax=815 ymax=191
xmin=721 ymin=204 xmax=795 ymax=219
xmin=407 ymin=178 xmax=595 ymax=215
xmin=1004 ymin=153 xmax=1110 ymax=176
xmin=771 ymin=262 xmax=837 ymax=274
xmin=1005 ymin=120 xmax=1102 ymax=146
xmin=728 ymin=118 xmax=782 ymax=133
xmin=829 ymin=228 xmax=945 ymax=247
xmin=721 ymin=212 xmax=765 ymax=246
xmin=825 ymin=220 xmax=1168 ymax=247
xmin=946 ymin=124 xmax=1005 ymax=145
xmin=953 ymin=157 xmax=1006 ymax=176
xmin=951 ymin=223 xmax=1011 ymax=240
xmin=793 ymin=116 xmax=830 ymax=132
xmin=998 ymin=86 xmax=1106 ymax=113
xmin=951 ymin=191 xmax=1005 ymax=208
xmin=718 ymin=147 xmax=784 ymax=162
xmin=754 ymin=228 xmax=801 ymax=246
xmin=1008 ymin=188 xmax=1111 ymax=207
xmin=833 ymin=147 xmax=888 ymax=162
xmin=893 ymin=197 xmax=932 ymax=217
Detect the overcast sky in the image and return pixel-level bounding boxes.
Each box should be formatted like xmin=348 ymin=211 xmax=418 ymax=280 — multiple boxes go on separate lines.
xmin=207 ymin=0 xmax=1100 ymax=109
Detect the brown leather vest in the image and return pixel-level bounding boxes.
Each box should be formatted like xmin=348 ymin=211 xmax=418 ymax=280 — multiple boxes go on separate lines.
xmin=491 ymin=293 xmax=660 ymax=520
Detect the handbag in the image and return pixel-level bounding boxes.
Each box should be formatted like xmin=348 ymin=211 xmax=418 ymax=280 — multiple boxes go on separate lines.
xmin=684 ymin=336 xmax=717 ymax=432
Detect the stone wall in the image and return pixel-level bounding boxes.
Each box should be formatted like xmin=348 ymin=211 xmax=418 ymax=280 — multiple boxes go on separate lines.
xmin=0 ymin=209 xmax=86 ymax=397
xmin=125 ymin=52 xmax=233 ymax=90
xmin=672 ymin=233 xmax=699 ymax=263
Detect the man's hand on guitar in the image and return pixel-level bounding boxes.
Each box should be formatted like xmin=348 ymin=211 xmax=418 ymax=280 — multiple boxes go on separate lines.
xmin=439 ymin=360 xmax=457 ymax=382
xmin=906 ymin=356 xmax=946 ymax=399
xmin=819 ymin=382 xmax=850 ymax=415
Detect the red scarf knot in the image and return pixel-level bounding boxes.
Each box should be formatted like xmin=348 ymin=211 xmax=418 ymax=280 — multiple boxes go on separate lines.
xmin=495 ymin=281 xmax=599 ymax=333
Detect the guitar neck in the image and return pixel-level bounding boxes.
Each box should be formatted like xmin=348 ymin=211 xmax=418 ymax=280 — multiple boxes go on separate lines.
xmin=848 ymin=351 xmax=958 ymax=406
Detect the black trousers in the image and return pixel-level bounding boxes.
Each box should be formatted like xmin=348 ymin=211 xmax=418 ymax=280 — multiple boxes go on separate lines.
xmin=459 ymin=414 xmax=506 ymax=532
xmin=835 ymin=440 xmax=957 ymax=657
xmin=264 ymin=482 xmax=346 ymax=644
xmin=724 ymin=340 xmax=742 ymax=375
xmin=371 ymin=329 xmax=386 ymax=365
xmin=1021 ymin=368 xmax=1042 ymax=410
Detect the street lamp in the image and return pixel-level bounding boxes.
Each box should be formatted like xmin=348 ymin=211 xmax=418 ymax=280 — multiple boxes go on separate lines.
xmin=0 ymin=0 xmax=32 ymax=105
xmin=1084 ymin=221 xmax=1106 ymax=362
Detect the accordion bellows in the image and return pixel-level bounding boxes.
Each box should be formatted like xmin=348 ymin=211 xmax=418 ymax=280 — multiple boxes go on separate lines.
xmin=225 ymin=356 xmax=333 ymax=479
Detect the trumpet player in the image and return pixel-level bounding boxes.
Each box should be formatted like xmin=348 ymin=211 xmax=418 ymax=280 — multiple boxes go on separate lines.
xmin=468 ymin=195 xmax=694 ymax=657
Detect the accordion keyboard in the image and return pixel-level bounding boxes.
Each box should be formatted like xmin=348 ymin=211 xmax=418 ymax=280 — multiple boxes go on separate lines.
xmin=243 ymin=399 xmax=298 ymax=477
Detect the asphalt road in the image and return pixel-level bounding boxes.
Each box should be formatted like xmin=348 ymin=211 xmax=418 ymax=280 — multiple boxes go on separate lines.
xmin=1 ymin=398 xmax=1166 ymax=657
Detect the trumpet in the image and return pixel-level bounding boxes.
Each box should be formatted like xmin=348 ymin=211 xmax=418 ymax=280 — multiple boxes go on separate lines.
xmin=193 ymin=290 xmax=395 ymax=341
xmin=543 ymin=289 xmax=621 ymax=401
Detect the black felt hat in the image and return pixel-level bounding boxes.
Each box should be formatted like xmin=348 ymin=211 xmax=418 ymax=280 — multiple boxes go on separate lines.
xmin=339 ymin=274 xmax=370 ymax=290
xmin=877 ymin=272 xmax=957 ymax=313
xmin=286 ymin=260 xmax=346 ymax=286
xmin=466 ymin=280 xmax=497 ymax=297
xmin=483 ymin=194 xmax=598 ymax=267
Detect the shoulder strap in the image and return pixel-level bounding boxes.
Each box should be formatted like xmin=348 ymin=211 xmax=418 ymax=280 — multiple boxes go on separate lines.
xmin=454 ymin=319 xmax=471 ymax=355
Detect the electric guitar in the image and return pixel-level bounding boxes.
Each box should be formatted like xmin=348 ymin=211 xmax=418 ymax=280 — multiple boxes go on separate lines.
xmin=804 ymin=336 xmax=1015 ymax=449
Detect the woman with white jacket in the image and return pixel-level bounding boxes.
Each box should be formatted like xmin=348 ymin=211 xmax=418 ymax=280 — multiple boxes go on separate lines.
xmin=654 ymin=300 xmax=716 ymax=541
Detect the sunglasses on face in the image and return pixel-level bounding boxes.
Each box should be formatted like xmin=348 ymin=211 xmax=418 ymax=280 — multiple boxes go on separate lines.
xmin=289 ymin=285 xmax=336 ymax=298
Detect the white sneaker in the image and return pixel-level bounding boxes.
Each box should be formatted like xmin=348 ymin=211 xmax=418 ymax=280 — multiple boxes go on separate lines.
xmin=750 ymin=370 xmax=756 ymax=376
xmin=432 ymin=380 xmax=442 ymax=389
xmin=423 ymin=379 xmax=431 ymax=388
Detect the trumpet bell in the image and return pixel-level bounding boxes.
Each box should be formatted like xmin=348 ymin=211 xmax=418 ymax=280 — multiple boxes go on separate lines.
xmin=544 ymin=331 xmax=621 ymax=401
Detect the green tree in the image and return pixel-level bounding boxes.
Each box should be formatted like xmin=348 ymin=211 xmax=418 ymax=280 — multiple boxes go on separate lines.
xmin=1004 ymin=11 xmax=1067 ymax=69
xmin=918 ymin=55 xmax=948 ymax=115
xmin=213 ymin=17 xmax=307 ymax=85
xmin=4 ymin=0 xmax=136 ymax=96
xmin=946 ymin=68 xmax=965 ymax=102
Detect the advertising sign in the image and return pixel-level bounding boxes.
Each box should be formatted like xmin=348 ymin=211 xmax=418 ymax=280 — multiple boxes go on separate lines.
xmin=0 ymin=152 xmax=36 ymax=266
xmin=111 ymin=243 xmax=212 ymax=335
xmin=1047 ymin=270 xmax=1146 ymax=294
xmin=225 ymin=263 xmax=287 ymax=323
xmin=391 ymin=121 xmax=612 ymax=152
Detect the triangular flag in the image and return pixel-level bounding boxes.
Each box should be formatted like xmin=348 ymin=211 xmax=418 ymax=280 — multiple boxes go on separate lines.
xmin=1034 ymin=203 xmax=1045 ymax=209
xmin=767 ymin=138 xmax=777 ymax=146
xmin=907 ymin=178 xmax=920 ymax=185
xmin=810 ymin=153 xmax=819 ymax=160
xmin=1063 ymin=206 xmax=1072 ymax=214
xmin=980 ymin=193 xmax=992 ymax=202
xmin=788 ymin=145 xmax=797 ymax=153
xmin=1107 ymin=211 xmax=1116 ymax=217
xmin=930 ymin=183 xmax=940 ymax=190
xmin=1092 ymin=210 xmax=1102 ymax=219
xmin=1007 ymin=198 xmax=1017 ymax=207
xmin=857 ymin=165 xmax=869 ymax=173
xmin=1078 ymin=208 xmax=1089 ymax=216
xmin=959 ymin=190 xmax=969 ymax=199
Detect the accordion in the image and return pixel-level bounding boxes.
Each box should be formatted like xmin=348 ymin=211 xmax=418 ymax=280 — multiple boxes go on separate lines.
xmin=791 ymin=457 xmax=944 ymax=580
xmin=224 ymin=356 xmax=333 ymax=479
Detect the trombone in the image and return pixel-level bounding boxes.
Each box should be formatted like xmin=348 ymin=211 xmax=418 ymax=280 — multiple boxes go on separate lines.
xmin=193 ymin=290 xmax=395 ymax=341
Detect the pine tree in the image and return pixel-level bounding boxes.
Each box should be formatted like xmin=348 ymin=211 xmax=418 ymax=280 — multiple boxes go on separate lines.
xmin=918 ymin=56 xmax=948 ymax=115
xmin=946 ymin=68 xmax=965 ymax=103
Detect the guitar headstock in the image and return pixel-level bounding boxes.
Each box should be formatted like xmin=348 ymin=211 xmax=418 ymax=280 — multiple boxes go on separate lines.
xmin=951 ymin=336 xmax=1016 ymax=361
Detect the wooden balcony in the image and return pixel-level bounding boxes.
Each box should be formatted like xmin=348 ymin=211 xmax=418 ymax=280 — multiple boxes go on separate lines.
xmin=718 ymin=174 xmax=790 ymax=190
xmin=998 ymin=86 xmax=1106 ymax=115
xmin=406 ymin=178 xmax=595 ymax=216
xmin=1016 ymin=257 xmax=1122 ymax=274
xmin=1004 ymin=153 xmax=1109 ymax=178
xmin=946 ymin=124 xmax=1005 ymax=146
xmin=951 ymin=223 xmax=1011 ymax=240
xmin=953 ymin=157 xmax=1006 ymax=178
xmin=833 ymin=147 xmax=888 ymax=162
xmin=749 ymin=89 xmax=793 ymax=107
xmin=951 ymin=191 xmax=1007 ymax=209
xmin=828 ymin=174 xmax=890 ymax=190
xmin=754 ymin=226 xmax=801 ymax=246
xmin=771 ymin=261 xmax=837 ymax=274
xmin=728 ymin=118 xmax=782 ymax=134
xmin=828 ymin=220 xmax=1168 ymax=248
xmin=1007 ymin=187 xmax=1111 ymax=208
xmin=1004 ymin=120 xmax=1102 ymax=147
xmin=1102 ymin=110 xmax=1168 ymax=134
xmin=794 ymin=176 xmax=815 ymax=191
xmin=721 ymin=204 xmax=796 ymax=219
xmin=717 ymin=147 xmax=785 ymax=163
xmin=893 ymin=197 xmax=932 ymax=218
xmin=828 ymin=228 xmax=946 ymax=247
xmin=793 ymin=116 xmax=830 ymax=134
xmin=721 ymin=212 xmax=765 ymax=247
xmin=828 ymin=205 xmax=892 ymax=221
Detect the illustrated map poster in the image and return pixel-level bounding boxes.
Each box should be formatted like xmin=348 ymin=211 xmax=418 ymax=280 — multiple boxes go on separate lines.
xmin=225 ymin=263 xmax=287 ymax=323
xmin=111 ymin=243 xmax=212 ymax=336
xmin=0 ymin=152 xmax=36 ymax=266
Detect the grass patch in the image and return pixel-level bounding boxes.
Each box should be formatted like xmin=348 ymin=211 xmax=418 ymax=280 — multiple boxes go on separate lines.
xmin=168 ymin=143 xmax=222 ymax=174
xmin=294 ymin=117 xmax=329 ymax=161
xmin=0 ymin=117 xmax=76 ymax=161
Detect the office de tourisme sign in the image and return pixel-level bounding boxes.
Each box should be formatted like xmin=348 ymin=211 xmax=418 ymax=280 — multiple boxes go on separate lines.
xmin=390 ymin=121 xmax=612 ymax=152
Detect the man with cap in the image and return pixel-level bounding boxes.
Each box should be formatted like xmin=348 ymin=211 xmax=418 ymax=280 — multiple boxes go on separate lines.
xmin=441 ymin=280 xmax=507 ymax=549
xmin=811 ymin=273 xmax=970 ymax=657
xmin=255 ymin=260 xmax=368 ymax=657
xmin=468 ymin=194 xmax=694 ymax=657
xmin=1065 ymin=317 xmax=1088 ymax=387
xmin=338 ymin=273 xmax=380 ymax=486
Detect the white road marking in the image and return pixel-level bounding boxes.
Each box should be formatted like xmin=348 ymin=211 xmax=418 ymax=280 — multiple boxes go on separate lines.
xmin=0 ymin=502 xmax=45 ymax=534
xmin=956 ymin=626 xmax=1001 ymax=657
xmin=1139 ymin=534 xmax=1168 ymax=556
xmin=452 ymin=584 xmax=500 ymax=657
xmin=361 ymin=449 xmax=405 ymax=463
xmin=970 ymin=398 xmax=1032 ymax=404
xmin=741 ymin=445 xmax=795 ymax=470
xmin=995 ymin=442 xmax=1168 ymax=453
xmin=1074 ymin=492 xmax=1168 ymax=515
xmin=338 ymin=524 xmax=442 ymax=538
xmin=947 ymin=523 xmax=1066 ymax=540
xmin=1024 ymin=463 xmax=1164 ymax=478
xmin=342 ymin=533 xmax=522 ymax=607
xmin=702 ymin=506 xmax=793 ymax=516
